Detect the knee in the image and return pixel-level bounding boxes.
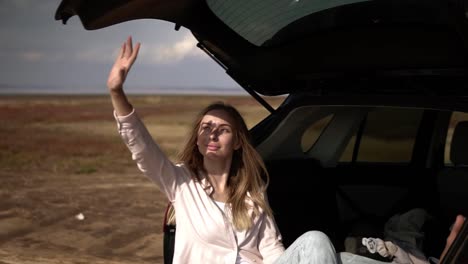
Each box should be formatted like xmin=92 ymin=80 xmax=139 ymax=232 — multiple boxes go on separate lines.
xmin=292 ymin=231 xmax=337 ymax=259
xmin=298 ymin=231 xmax=332 ymax=244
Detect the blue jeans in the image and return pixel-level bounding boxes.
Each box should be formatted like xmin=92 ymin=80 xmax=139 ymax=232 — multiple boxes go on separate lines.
xmin=274 ymin=231 xmax=390 ymax=264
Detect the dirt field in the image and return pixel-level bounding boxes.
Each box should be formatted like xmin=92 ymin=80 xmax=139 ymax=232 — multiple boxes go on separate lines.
xmin=0 ymin=94 xmax=283 ymax=264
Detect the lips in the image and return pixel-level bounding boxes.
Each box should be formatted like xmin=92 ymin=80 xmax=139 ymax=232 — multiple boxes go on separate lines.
xmin=207 ymin=144 xmax=220 ymax=151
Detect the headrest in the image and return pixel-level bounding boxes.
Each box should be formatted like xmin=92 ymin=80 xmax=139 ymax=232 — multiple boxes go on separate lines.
xmin=450 ymin=121 xmax=468 ymax=166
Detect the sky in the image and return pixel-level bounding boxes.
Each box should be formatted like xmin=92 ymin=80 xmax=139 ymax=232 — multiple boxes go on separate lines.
xmin=0 ymin=0 xmax=243 ymax=94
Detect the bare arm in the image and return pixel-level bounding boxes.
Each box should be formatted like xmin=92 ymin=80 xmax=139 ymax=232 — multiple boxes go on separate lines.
xmin=439 ymin=214 xmax=466 ymax=261
xmin=109 ymin=36 xmax=190 ymax=201
xmin=107 ymin=36 xmax=141 ymax=116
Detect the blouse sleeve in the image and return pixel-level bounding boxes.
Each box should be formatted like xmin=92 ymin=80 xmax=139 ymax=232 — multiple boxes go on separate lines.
xmin=258 ymin=213 xmax=285 ymax=264
xmin=114 ymin=109 xmax=190 ymax=202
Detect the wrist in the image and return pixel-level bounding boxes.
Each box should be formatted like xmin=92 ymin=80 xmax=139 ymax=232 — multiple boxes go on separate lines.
xmin=109 ymin=85 xmax=124 ymax=94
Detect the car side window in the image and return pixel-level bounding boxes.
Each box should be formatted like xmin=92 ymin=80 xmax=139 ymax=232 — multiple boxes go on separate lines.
xmin=301 ymin=114 xmax=334 ymax=153
xmin=340 ymin=108 xmax=423 ymax=163
xmin=444 ymin=111 xmax=468 ymax=166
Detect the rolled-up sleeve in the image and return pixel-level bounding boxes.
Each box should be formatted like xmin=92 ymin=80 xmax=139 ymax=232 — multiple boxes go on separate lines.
xmin=114 ymin=109 xmax=190 ymax=202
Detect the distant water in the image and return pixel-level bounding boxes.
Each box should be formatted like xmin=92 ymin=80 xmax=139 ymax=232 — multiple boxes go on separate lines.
xmin=0 ymin=84 xmax=250 ymax=96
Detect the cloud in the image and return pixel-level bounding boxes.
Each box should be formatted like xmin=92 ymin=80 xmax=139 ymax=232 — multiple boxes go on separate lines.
xmin=74 ymin=48 xmax=114 ymax=63
xmin=0 ymin=51 xmax=47 ymax=62
xmin=70 ymin=32 xmax=208 ymax=65
xmin=19 ymin=51 xmax=45 ymax=61
xmin=144 ymin=33 xmax=207 ymax=64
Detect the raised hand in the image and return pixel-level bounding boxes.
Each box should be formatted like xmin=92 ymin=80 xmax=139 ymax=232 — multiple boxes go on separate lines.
xmin=107 ymin=36 xmax=141 ymax=92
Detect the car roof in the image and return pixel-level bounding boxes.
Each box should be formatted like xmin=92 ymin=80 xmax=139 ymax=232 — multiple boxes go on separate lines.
xmin=55 ymin=0 xmax=468 ymax=97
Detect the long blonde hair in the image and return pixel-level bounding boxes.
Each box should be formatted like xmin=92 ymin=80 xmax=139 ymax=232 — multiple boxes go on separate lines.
xmin=177 ymin=102 xmax=273 ymax=230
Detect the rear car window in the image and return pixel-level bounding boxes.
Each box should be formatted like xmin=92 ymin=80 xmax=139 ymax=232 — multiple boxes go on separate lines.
xmin=301 ymin=114 xmax=333 ymax=152
xmin=206 ymin=0 xmax=370 ymax=46
xmin=444 ymin=111 xmax=468 ymax=166
xmin=340 ymin=107 xmax=423 ymax=163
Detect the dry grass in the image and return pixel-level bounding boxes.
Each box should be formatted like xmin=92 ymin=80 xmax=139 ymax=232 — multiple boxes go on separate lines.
xmin=0 ymin=94 xmax=283 ymax=264
xmin=0 ymin=94 xmax=283 ymax=174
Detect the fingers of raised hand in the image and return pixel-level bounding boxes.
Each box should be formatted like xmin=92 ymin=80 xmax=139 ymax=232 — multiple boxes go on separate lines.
xmin=124 ymin=36 xmax=133 ymax=58
xmin=131 ymin=42 xmax=141 ymax=62
xmin=118 ymin=36 xmax=140 ymax=64
xmin=118 ymin=42 xmax=125 ymax=59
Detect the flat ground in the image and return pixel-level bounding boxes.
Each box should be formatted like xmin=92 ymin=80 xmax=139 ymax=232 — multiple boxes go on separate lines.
xmin=0 ymin=94 xmax=283 ymax=264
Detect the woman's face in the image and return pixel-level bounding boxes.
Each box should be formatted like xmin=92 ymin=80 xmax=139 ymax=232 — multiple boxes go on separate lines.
xmin=196 ymin=109 xmax=239 ymax=161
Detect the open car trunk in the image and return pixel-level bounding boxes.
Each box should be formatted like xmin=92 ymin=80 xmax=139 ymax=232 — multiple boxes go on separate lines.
xmin=56 ymin=0 xmax=468 ymax=99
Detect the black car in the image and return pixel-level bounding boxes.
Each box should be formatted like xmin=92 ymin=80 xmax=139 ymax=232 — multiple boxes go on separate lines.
xmin=55 ymin=0 xmax=468 ymax=263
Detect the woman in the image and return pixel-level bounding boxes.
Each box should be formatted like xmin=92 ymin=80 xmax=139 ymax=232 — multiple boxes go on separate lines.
xmin=108 ymin=36 xmax=465 ymax=264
